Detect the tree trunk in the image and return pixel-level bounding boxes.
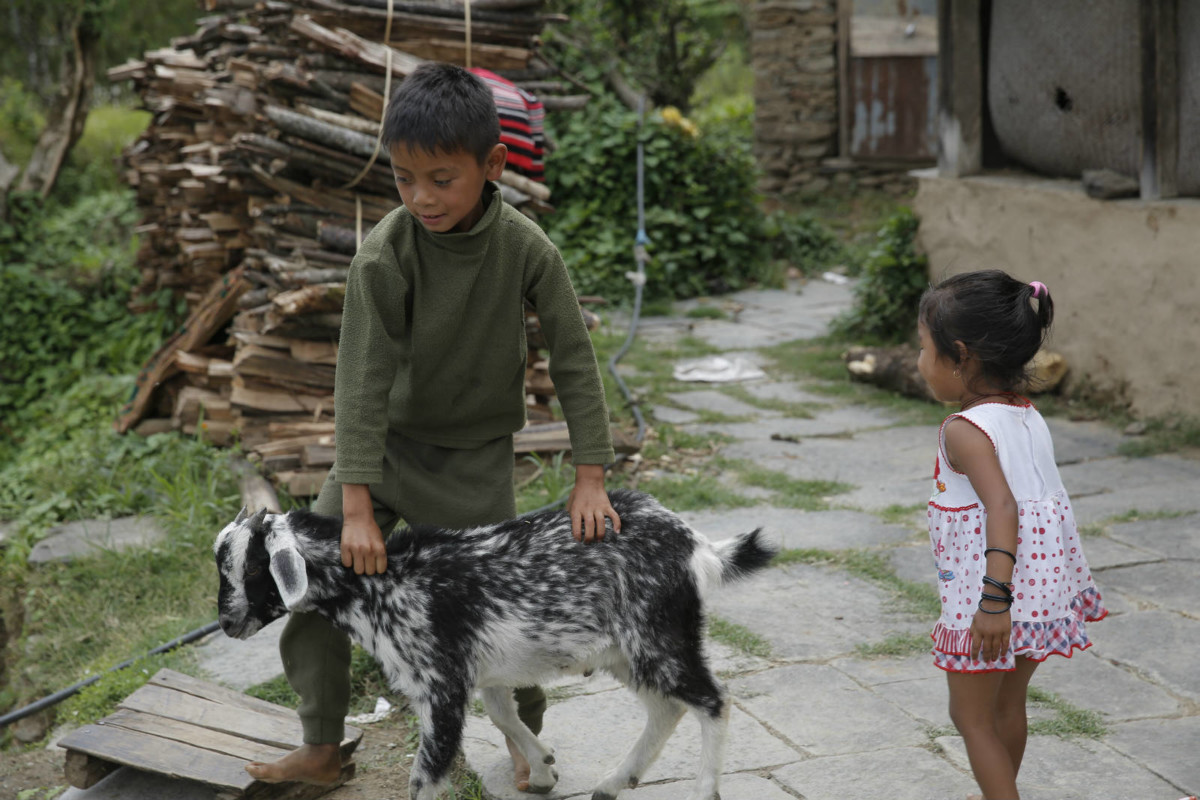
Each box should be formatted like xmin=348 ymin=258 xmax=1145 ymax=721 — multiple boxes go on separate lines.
xmin=15 ymin=11 xmax=100 ymax=198
xmin=0 ymin=149 xmax=19 ymax=221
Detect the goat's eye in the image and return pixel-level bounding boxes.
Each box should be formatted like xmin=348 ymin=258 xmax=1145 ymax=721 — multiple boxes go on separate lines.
xmin=246 ymin=566 xmax=261 ymax=577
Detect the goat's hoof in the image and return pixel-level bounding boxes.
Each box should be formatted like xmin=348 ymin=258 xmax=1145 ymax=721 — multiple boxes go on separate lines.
xmin=526 ymin=768 xmax=558 ymax=794
xmin=590 ymin=794 xmax=617 ymax=800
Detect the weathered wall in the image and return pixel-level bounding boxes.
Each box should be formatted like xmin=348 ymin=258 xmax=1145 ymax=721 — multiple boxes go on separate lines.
xmin=752 ymin=0 xmax=841 ymax=195
xmin=751 ymin=0 xmax=925 ymax=196
xmin=913 ymin=169 xmax=1200 ymax=418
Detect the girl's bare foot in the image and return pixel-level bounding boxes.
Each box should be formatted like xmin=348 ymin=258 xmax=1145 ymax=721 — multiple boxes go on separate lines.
xmin=245 ymin=743 xmax=342 ymax=785
xmin=967 ymin=794 xmax=984 ymax=800
xmin=506 ymin=736 xmax=532 ymax=791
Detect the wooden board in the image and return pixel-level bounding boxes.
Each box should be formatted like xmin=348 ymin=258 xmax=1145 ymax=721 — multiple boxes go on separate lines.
xmin=58 ymin=669 xmax=361 ymax=798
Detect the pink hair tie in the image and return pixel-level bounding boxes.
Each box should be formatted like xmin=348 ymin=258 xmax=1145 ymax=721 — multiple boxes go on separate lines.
xmin=1029 ymin=281 xmax=1048 ymax=299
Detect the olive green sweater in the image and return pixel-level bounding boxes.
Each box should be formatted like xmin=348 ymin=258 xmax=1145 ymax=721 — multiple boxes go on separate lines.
xmin=333 ymin=184 xmax=614 ymax=485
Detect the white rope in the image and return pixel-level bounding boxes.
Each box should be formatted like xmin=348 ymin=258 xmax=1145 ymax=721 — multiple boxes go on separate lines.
xmin=342 ymin=0 xmax=395 ymax=248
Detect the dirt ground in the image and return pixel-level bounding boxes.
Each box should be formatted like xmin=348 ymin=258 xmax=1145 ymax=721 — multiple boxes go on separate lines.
xmin=0 ymin=712 xmax=488 ymax=799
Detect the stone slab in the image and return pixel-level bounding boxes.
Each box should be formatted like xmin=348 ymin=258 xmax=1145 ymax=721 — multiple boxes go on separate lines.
xmin=1106 ymin=716 xmax=1200 ymax=796
xmin=728 ymin=664 xmax=931 ymax=756
xmin=888 ymin=542 xmax=938 ymax=586
xmin=29 ymin=516 xmax=168 ymax=563
xmin=1033 ymin=647 xmax=1184 ymax=722
xmin=1098 ymin=560 xmax=1200 ymax=616
xmin=936 ymin=734 xmax=1186 ymax=800
xmin=1044 ymin=418 xmax=1124 ymax=464
xmin=772 ymin=745 xmax=972 ymax=800
xmin=1076 ymin=532 xmax=1165 ymax=570
xmin=742 ymin=379 xmax=832 ymax=406
xmin=1060 ymin=454 xmax=1200 ymax=524
xmin=463 ymin=687 xmax=802 ymax=800
xmin=1104 ymin=513 xmax=1200 ymax=560
xmin=708 ymin=563 xmax=929 ymax=662
xmin=687 ymin=404 xmax=904 ymax=442
xmin=666 ymin=389 xmax=774 ymax=419
xmin=60 ymin=765 xmax=215 ymax=800
xmin=192 ymin=617 xmax=287 ymax=691
xmin=831 ymin=655 xmax=952 ymax=729
xmin=680 ymin=506 xmax=920 ymax=551
xmin=1086 ymin=610 xmax=1200 ymax=703
xmin=648 ymin=405 xmax=699 ymax=425
xmin=621 ymin=772 xmax=797 ymax=800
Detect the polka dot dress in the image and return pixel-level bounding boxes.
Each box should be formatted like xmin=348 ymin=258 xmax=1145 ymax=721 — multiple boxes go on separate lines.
xmin=928 ymin=401 xmax=1107 ymax=673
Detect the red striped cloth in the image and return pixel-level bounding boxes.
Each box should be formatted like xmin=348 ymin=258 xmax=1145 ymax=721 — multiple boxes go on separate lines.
xmin=471 ymin=67 xmax=546 ymax=183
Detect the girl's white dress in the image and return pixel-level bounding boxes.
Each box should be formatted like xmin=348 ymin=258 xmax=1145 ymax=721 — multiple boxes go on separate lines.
xmin=928 ymin=401 xmax=1107 ymax=672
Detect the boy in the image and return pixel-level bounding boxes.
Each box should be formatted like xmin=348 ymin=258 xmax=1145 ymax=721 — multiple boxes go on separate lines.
xmin=246 ymin=63 xmax=621 ymax=790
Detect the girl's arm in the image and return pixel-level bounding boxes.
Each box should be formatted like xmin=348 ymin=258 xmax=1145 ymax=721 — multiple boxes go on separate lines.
xmin=945 ymin=419 xmax=1018 ymax=662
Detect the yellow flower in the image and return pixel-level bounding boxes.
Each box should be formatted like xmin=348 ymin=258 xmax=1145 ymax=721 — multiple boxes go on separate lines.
xmin=660 ymin=106 xmax=683 ymax=126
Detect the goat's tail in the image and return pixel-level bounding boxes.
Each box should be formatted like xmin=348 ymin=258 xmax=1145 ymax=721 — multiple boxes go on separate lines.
xmin=694 ymin=528 xmax=778 ymax=596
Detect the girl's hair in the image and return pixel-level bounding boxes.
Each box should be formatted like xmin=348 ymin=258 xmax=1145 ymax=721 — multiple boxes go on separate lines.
xmin=919 ymin=269 xmax=1055 ymax=392
xmin=381 ymin=62 xmax=500 ymax=164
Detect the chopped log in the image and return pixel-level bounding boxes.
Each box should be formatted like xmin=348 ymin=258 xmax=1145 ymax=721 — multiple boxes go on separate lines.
xmin=844 ymin=344 xmax=935 ymax=402
xmin=232 ymin=456 xmax=284 ymax=513
xmin=289 ymin=16 xmax=426 ymax=77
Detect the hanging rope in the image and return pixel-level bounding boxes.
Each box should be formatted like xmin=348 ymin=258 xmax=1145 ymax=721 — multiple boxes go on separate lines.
xmin=342 ymin=0 xmax=395 ymax=249
xmin=464 ymin=0 xmax=473 ymax=70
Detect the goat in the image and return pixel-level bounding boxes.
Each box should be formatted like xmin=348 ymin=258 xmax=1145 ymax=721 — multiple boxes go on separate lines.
xmin=213 ymin=488 xmax=777 ymax=800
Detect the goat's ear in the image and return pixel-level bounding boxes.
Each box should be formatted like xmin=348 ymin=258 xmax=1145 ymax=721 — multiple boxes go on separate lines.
xmin=268 ymin=542 xmax=309 ymax=610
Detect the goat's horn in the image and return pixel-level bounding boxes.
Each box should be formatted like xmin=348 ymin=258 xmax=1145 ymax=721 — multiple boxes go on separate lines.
xmin=234 ymin=506 xmax=248 ymax=525
xmin=249 ymin=508 xmax=269 ymax=529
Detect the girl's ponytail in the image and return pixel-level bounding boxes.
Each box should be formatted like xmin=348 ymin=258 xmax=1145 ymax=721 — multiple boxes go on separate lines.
xmin=1027 ymin=280 xmax=1054 ymax=331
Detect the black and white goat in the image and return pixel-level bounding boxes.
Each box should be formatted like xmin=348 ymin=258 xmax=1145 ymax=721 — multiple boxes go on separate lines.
xmin=213 ymin=489 xmax=777 ymax=800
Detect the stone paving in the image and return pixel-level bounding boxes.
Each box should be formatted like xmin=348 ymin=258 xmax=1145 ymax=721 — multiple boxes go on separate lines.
xmin=461 ymin=279 xmax=1200 ymax=800
xmin=60 ymin=278 xmax=1200 ymax=799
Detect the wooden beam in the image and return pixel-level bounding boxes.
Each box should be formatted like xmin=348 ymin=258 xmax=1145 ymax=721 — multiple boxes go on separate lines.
xmin=837 ymin=0 xmax=853 ymax=159
xmin=1140 ymin=0 xmax=1179 ymax=200
xmin=936 ymin=0 xmax=983 ymax=177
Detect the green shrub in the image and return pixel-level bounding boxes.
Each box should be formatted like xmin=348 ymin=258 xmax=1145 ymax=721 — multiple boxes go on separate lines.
xmin=0 ymin=190 xmax=180 ymax=446
xmin=830 ymin=208 xmax=928 ymax=343
xmin=763 ymin=208 xmax=850 ymax=276
xmin=544 ymin=99 xmax=769 ymax=302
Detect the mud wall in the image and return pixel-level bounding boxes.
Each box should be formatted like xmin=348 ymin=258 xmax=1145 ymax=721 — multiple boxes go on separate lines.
xmin=912 ymin=169 xmax=1200 ymax=418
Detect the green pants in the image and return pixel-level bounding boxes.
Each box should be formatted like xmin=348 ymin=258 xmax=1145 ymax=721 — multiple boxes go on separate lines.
xmin=280 ymin=431 xmax=547 ymax=744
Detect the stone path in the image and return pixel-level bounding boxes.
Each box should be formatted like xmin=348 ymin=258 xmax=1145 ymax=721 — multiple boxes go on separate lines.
xmin=460 ymin=279 xmax=1200 ymax=800
xmin=61 ymin=278 xmax=1200 ymax=799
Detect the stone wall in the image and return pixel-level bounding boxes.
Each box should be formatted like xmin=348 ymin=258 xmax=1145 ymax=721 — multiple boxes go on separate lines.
xmin=752 ymin=0 xmax=917 ymax=197
xmin=752 ymin=0 xmax=840 ymax=195
xmin=913 ymin=169 xmax=1200 ymax=419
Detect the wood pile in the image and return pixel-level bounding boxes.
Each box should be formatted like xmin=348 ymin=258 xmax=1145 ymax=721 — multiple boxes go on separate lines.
xmin=110 ymin=0 xmax=628 ymax=497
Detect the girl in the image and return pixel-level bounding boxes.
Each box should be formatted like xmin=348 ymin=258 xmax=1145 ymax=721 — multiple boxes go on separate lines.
xmin=917 ymin=270 xmax=1106 ymax=800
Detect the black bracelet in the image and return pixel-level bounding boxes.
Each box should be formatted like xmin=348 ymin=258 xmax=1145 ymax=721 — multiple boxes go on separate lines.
xmin=982 ymin=575 xmax=1014 ymax=597
xmin=980 ymin=591 xmax=1013 ymax=605
xmin=985 ymin=547 xmax=1017 ymax=563
xmin=978 ymin=597 xmax=1012 ymax=614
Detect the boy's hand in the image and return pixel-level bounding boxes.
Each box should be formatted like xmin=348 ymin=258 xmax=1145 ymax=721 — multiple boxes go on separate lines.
xmin=341 ymin=483 xmax=387 ymax=574
xmin=970 ymin=603 xmax=1011 ymax=663
xmin=567 ymin=464 xmax=621 ymax=544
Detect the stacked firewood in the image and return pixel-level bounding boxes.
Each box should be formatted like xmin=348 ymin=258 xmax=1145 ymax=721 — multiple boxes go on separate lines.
xmin=110 ymin=0 xmax=630 ymax=497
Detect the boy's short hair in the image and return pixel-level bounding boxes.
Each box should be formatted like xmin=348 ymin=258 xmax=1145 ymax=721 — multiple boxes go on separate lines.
xmin=382 ymin=62 xmax=501 ymax=164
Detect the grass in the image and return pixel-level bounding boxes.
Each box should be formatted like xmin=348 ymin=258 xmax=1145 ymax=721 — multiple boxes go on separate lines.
xmin=717 ymin=384 xmax=818 ymax=419
xmin=773 ymin=547 xmax=941 ymax=619
xmin=1027 ymin=686 xmax=1108 ymax=739
xmin=721 ymin=458 xmax=852 ymax=510
xmin=708 ymin=615 xmax=772 ymax=659
xmin=855 ymin=632 xmax=931 ymax=658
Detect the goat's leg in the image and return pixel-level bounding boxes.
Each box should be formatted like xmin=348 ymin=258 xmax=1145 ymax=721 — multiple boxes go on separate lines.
xmin=480 ymin=685 xmax=558 ymax=792
xmin=590 ymin=690 xmax=685 ymax=800
xmin=408 ymin=691 xmax=468 ymax=800
xmin=685 ymin=694 xmax=730 ymax=800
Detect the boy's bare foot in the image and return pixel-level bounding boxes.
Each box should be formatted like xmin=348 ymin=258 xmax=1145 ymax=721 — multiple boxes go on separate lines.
xmin=245 ymin=743 xmax=342 ymax=785
xmin=506 ymin=736 xmax=532 ymax=791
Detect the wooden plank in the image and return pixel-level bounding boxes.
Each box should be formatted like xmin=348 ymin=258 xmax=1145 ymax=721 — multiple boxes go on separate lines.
xmin=118 ymin=684 xmax=308 ymax=750
xmin=98 ymin=708 xmax=293 ymax=764
xmin=513 ymin=423 xmax=640 ymax=455
xmin=59 ymin=723 xmax=255 ymax=792
xmin=936 ymin=0 xmax=983 ymax=177
xmin=147 ymin=670 xmax=302 ymax=721
xmin=1140 ymin=0 xmax=1179 ymax=199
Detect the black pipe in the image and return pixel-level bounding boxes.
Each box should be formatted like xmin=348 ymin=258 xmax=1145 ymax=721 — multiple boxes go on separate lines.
xmin=0 ymin=620 xmax=222 ymax=729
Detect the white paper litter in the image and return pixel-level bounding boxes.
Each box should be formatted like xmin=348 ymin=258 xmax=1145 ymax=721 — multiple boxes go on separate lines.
xmin=346 ymin=696 xmax=394 ymax=724
xmin=672 ymin=356 xmax=766 ymax=383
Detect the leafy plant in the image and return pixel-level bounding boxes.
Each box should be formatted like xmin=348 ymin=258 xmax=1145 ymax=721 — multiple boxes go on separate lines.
xmin=830 ymin=208 xmax=928 ymax=344
xmin=763 ymin=208 xmax=851 ymax=276
xmin=545 ymin=99 xmax=769 ymax=303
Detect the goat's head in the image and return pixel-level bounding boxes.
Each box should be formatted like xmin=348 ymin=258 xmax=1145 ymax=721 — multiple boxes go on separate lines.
xmin=213 ymin=507 xmax=311 ymax=639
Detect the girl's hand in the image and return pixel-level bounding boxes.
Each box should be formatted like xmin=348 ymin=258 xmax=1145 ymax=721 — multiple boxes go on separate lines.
xmin=567 ymin=464 xmax=621 ymax=544
xmin=970 ymin=603 xmax=1012 ymax=662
